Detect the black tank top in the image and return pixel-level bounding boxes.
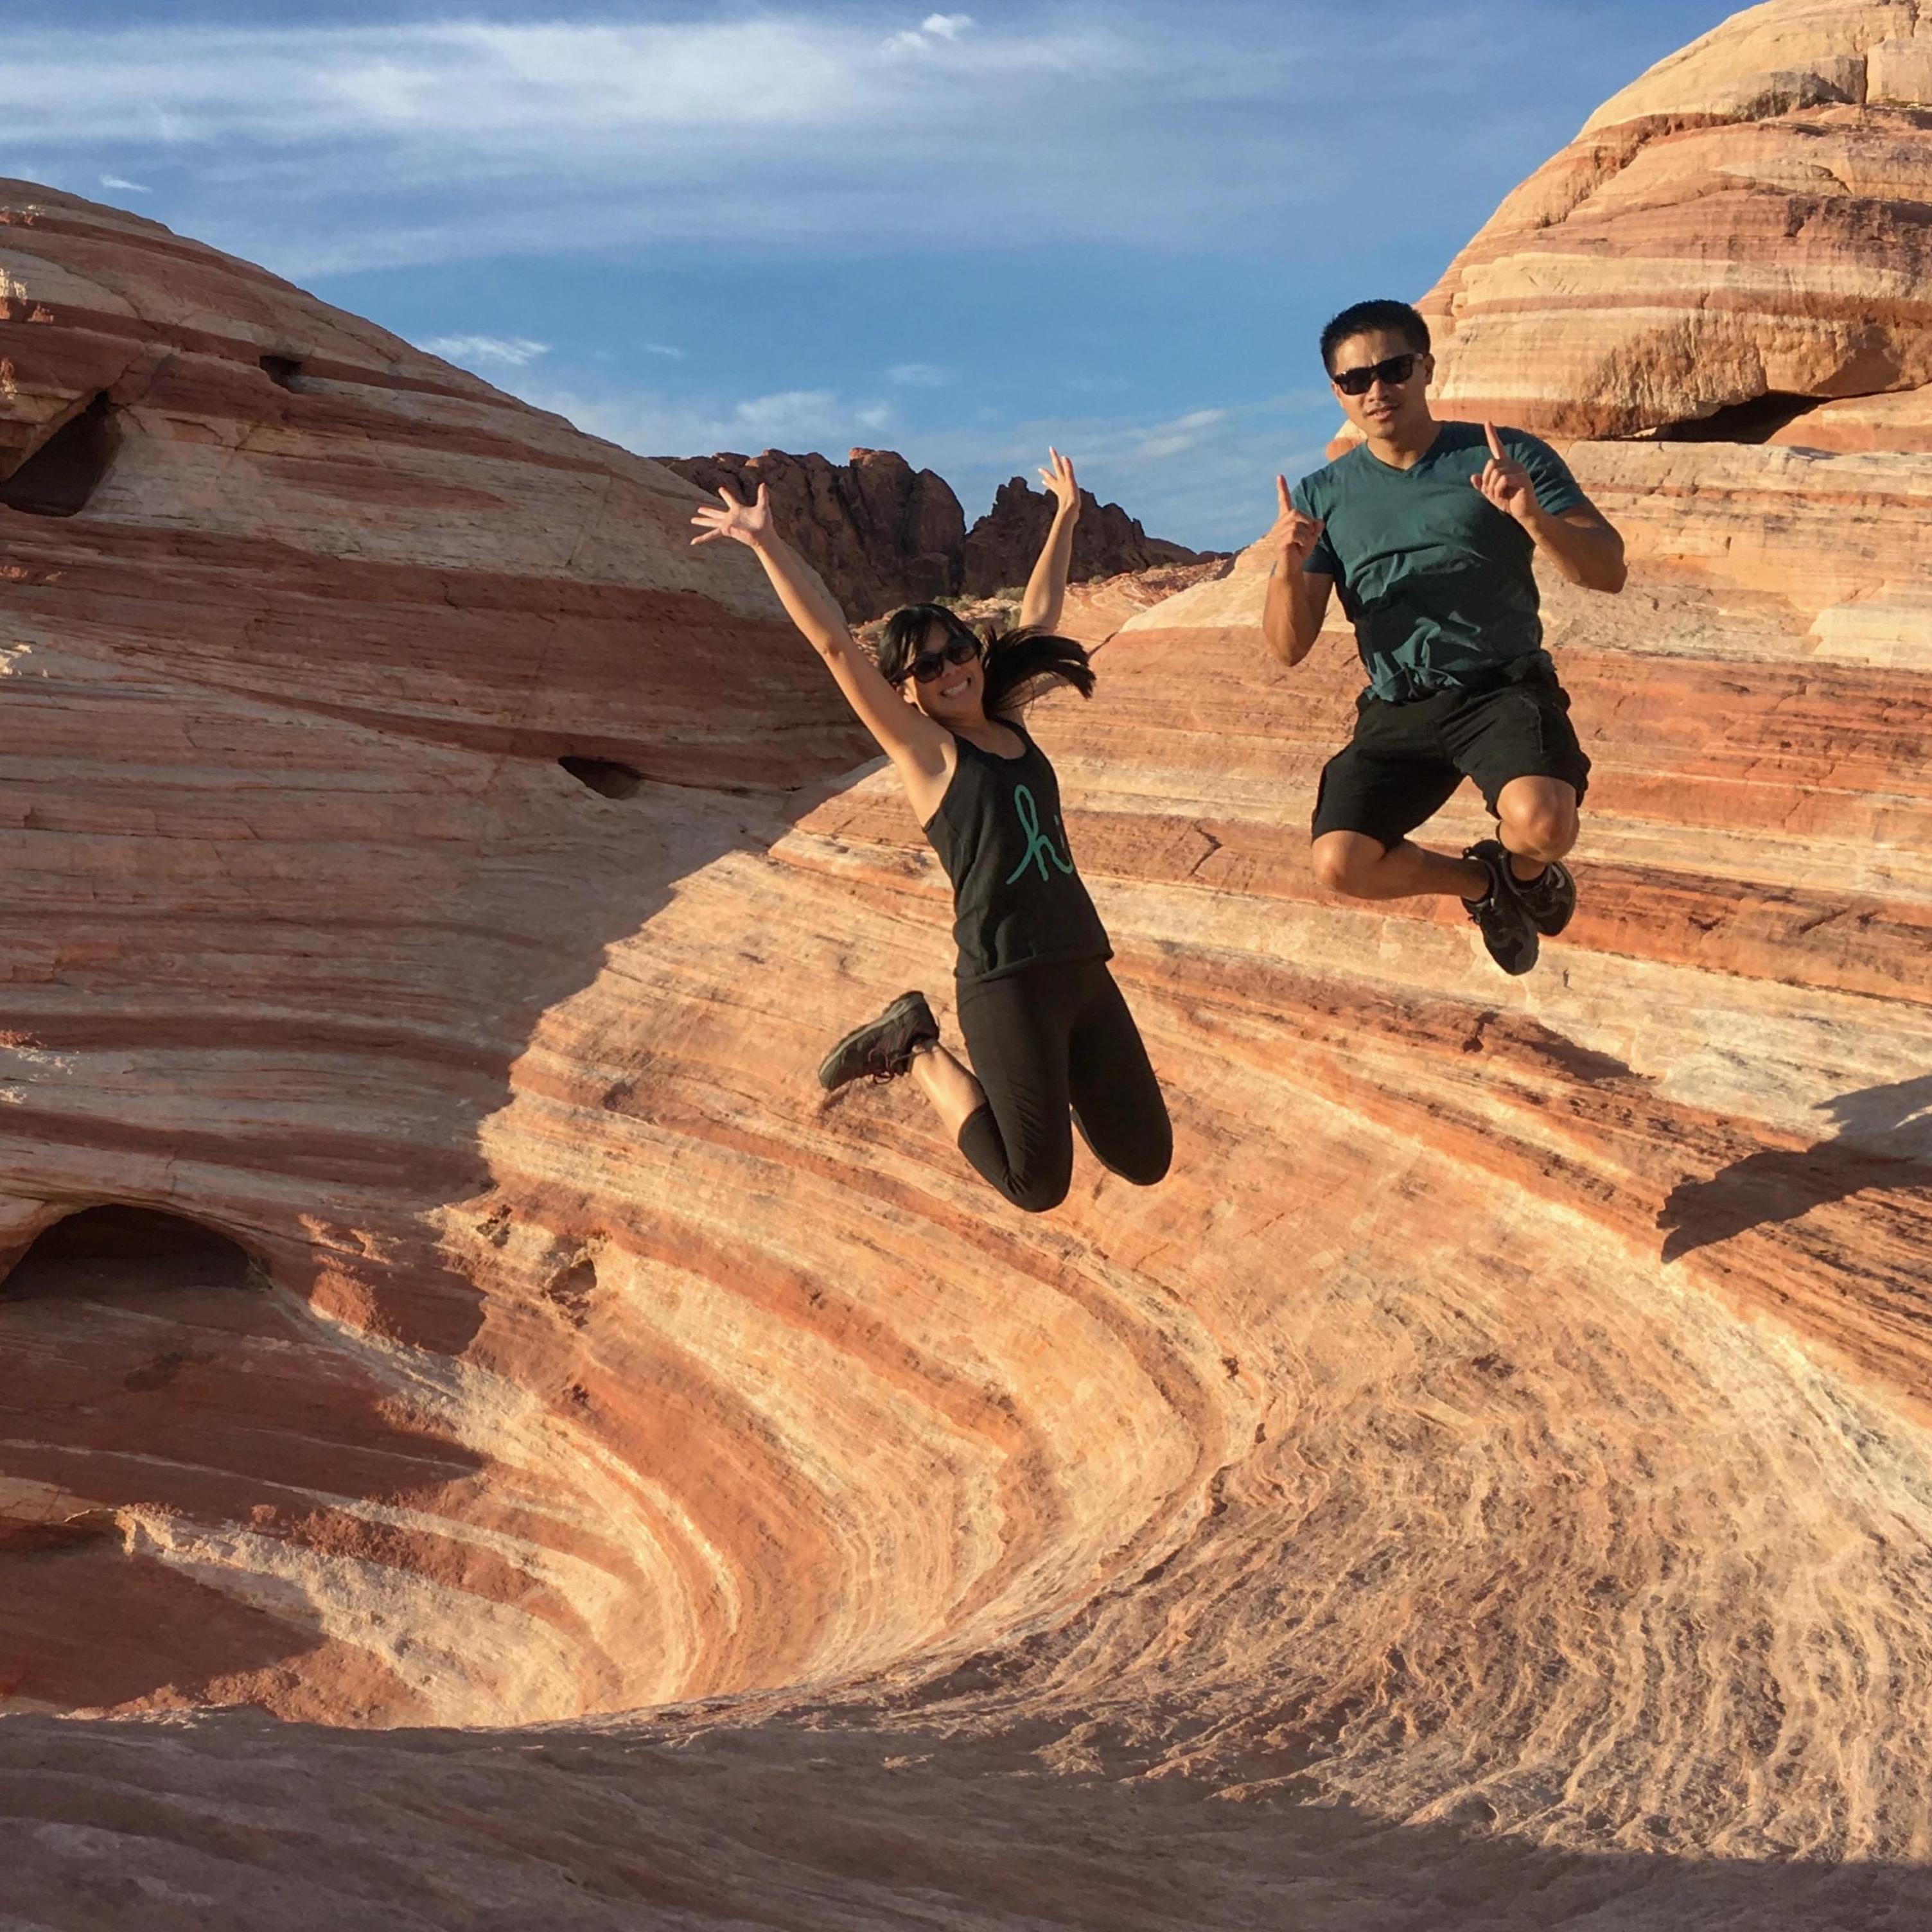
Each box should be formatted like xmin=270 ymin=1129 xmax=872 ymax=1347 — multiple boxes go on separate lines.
xmin=923 ymin=723 xmax=1112 ymax=983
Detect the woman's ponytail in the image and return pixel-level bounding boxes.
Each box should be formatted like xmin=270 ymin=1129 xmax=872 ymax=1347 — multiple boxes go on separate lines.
xmin=874 ymin=603 xmax=1096 ymax=714
xmin=979 ymin=626 xmax=1094 ymax=713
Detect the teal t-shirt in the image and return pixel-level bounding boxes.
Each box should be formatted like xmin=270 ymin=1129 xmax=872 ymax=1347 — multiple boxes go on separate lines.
xmin=1293 ymin=422 xmax=1586 ymax=702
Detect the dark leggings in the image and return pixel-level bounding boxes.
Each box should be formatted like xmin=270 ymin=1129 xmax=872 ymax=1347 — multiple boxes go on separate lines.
xmin=954 ymin=957 xmax=1172 ymax=1213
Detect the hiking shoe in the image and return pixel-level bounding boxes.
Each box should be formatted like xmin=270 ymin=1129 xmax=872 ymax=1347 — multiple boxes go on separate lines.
xmin=816 ymin=991 xmax=939 ymax=1092
xmin=1509 ymin=856 xmax=1577 ymax=937
xmin=1461 ymin=841 xmax=1540 ymax=977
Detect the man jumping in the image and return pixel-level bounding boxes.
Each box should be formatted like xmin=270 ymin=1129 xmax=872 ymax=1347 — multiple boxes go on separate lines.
xmin=1263 ymin=299 xmax=1626 ymax=975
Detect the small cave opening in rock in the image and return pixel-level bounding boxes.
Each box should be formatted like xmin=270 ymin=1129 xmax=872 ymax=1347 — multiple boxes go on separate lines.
xmin=1654 ymin=391 xmax=1825 ymax=444
xmin=559 ymin=755 xmax=645 ymax=800
xmin=260 ymin=354 xmax=304 ymax=391
xmin=0 ymin=394 xmax=119 ymax=518
xmin=2 ymin=1204 xmax=256 ymax=1301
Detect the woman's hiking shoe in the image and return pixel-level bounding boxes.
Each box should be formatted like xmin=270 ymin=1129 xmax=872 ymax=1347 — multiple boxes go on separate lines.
xmin=1461 ymin=841 xmax=1540 ymax=977
xmin=1509 ymin=856 xmax=1577 ymax=937
xmin=817 ymin=991 xmax=940 ymax=1091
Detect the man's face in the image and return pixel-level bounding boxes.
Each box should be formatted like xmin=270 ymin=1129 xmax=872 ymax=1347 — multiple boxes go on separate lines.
xmin=1328 ymin=328 xmax=1434 ymax=440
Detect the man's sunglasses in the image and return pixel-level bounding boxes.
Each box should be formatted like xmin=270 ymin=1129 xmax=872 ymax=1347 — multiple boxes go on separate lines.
xmin=1332 ymin=352 xmax=1423 ymax=396
xmin=896 ymin=633 xmax=981 ymax=685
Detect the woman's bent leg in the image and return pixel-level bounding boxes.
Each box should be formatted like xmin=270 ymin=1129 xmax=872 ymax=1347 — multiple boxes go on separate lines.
xmin=954 ymin=970 xmax=1078 ymax=1213
xmin=1067 ymin=965 xmax=1172 ymax=1186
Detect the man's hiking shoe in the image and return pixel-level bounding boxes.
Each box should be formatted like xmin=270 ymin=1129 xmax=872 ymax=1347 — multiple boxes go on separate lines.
xmin=1462 ymin=841 xmax=1540 ymax=977
xmin=817 ymin=991 xmax=940 ymax=1092
xmin=1509 ymin=856 xmax=1577 ymax=937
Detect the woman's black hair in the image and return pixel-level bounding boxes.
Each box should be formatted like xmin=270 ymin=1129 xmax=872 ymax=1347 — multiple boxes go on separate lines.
xmin=875 ymin=602 xmax=1095 ymax=715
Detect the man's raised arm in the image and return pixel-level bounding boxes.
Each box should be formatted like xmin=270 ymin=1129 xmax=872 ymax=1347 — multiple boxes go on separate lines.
xmin=1473 ymin=422 xmax=1626 ymax=595
xmin=1260 ymin=473 xmax=1334 ymax=666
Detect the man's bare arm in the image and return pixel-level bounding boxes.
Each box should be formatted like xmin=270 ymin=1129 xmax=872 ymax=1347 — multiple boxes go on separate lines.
xmin=1527 ymin=502 xmax=1626 ymax=593
xmin=1471 ymin=423 xmax=1626 ymax=593
xmin=1260 ymin=473 xmax=1335 ymax=665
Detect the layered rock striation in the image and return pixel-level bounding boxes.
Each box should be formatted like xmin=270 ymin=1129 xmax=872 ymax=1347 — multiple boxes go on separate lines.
xmin=4 ymin=5 xmax=1932 ymax=1917
xmin=1420 ymin=0 xmax=1932 ymax=446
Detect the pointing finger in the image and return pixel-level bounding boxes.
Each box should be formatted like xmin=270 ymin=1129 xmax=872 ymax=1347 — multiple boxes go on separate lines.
xmin=1484 ymin=420 xmax=1506 ymax=464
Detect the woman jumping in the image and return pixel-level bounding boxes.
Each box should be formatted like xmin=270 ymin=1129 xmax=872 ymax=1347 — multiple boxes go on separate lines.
xmin=690 ymin=450 xmax=1172 ymax=1214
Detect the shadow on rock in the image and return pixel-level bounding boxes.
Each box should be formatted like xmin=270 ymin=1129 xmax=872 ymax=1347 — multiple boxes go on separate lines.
xmin=1658 ymin=1073 xmax=1932 ymax=1262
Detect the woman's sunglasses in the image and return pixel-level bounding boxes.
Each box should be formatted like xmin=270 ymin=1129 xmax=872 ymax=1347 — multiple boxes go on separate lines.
xmin=897 ymin=633 xmax=981 ymax=685
xmin=1331 ymin=352 xmax=1423 ymax=396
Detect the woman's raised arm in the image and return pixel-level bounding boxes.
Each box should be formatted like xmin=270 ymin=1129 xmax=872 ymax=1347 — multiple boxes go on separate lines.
xmin=690 ymin=482 xmax=951 ymax=780
xmin=1017 ymin=447 xmax=1081 ymax=634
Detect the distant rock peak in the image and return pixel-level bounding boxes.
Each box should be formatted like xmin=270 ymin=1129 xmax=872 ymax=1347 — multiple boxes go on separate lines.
xmin=655 ymin=445 xmax=1219 ymax=622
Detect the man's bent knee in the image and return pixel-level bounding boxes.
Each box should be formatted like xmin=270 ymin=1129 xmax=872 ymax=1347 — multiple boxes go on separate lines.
xmin=1502 ymin=809 xmax=1578 ymax=861
xmin=1496 ymin=782 xmax=1579 ymax=861
xmin=1310 ymin=831 xmax=1387 ymax=898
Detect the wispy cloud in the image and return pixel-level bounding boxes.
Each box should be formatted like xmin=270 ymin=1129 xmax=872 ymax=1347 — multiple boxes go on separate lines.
xmin=0 ymin=8 xmax=1571 ymax=277
xmin=639 ymin=342 xmax=685 ymax=360
xmin=884 ymin=12 xmax=976 ymax=55
xmin=421 ymin=333 xmax=550 ymax=367
xmin=1128 ymin=407 xmax=1229 ymax=461
xmin=99 ymin=172 xmax=152 ymax=194
xmin=513 ymin=365 xmax=1333 ymax=547
xmin=888 ymin=362 xmax=956 ymax=389
xmin=541 ymin=382 xmax=895 ymax=459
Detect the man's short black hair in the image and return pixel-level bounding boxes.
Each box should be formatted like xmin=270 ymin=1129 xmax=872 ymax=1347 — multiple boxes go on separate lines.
xmin=1321 ymin=300 xmax=1431 ymax=374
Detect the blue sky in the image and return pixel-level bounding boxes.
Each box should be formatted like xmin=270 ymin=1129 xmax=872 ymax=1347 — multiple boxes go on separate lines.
xmin=1 ymin=1 xmax=1743 ymax=548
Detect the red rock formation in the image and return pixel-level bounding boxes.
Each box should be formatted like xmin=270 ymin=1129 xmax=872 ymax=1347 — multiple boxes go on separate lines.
xmin=6 ymin=7 xmax=1932 ymax=1913
xmin=0 ymin=173 xmax=874 ymax=1728
xmin=656 ymin=446 xmax=965 ymax=620
xmin=962 ymin=474 xmax=1217 ymax=597
xmin=657 ymin=448 xmax=1216 ymax=622
xmin=1421 ymin=1 xmax=1932 ymax=441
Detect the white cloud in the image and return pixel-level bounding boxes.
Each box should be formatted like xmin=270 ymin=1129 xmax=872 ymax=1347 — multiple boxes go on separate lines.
xmin=858 ymin=389 xmax=1339 ymax=549
xmin=639 ymin=342 xmax=685 ymax=360
xmin=516 ymin=380 xmax=904 ymax=462
xmin=0 ymin=8 xmax=1487 ymax=274
xmin=888 ymin=362 xmax=956 ymax=388
xmin=1129 ymin=407 xmax=1230 ymax=461
xmin=886 ymin=13 xmax=976 ymax=53
xmin=509 ymin=368 xmax=1334 ymax=549
xmin=99 ymin=173 xmax=152 ymax=194
xmin=421 ymin=333 xmax=550 ymax=367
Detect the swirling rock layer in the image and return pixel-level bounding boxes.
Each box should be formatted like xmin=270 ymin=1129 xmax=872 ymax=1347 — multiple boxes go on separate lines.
xmin=5 ymin=10 xmax=1932 ymax=1911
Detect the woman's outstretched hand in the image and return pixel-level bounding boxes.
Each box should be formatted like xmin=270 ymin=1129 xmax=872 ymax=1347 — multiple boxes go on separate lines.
xmin=1039 ymin=447 xmax=1081 ymax=522
xmin=690 ymin=481 xmax=773 ymax=548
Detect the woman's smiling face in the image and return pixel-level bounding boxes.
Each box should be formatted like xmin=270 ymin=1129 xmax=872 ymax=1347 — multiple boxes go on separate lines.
xmin=902 ymin=620 xmax=987 ymax=724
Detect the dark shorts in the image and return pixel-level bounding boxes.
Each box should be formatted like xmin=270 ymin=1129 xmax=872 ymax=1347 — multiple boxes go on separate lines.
xmin=1310 ymin=654 xmax=1592 ymax=850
